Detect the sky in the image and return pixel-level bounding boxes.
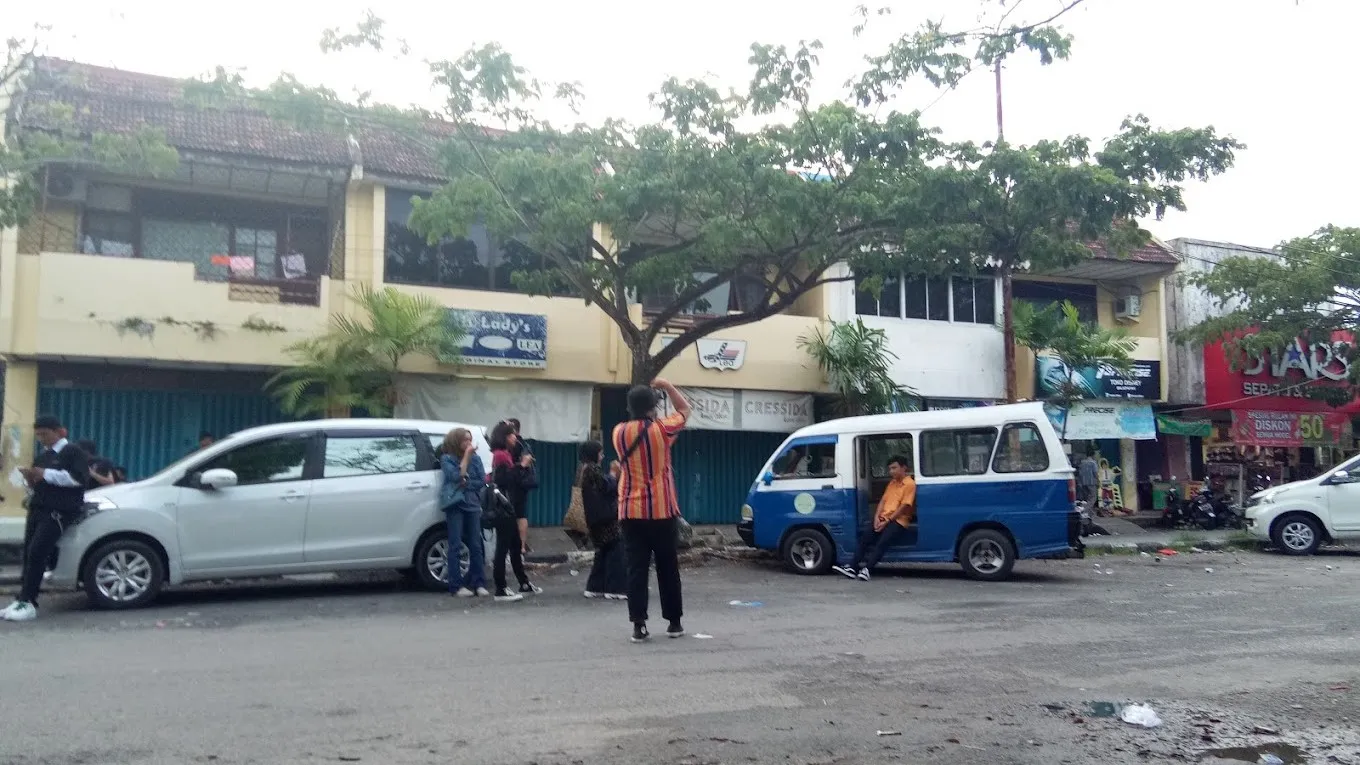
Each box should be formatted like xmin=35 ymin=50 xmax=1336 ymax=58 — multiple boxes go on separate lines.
xmin=6 ymin=0 xmax=1354 ymax=248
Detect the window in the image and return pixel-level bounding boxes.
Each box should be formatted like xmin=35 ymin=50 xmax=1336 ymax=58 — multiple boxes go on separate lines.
xmin=642 ymin=272 xmax=768 ymax=316
xmin=992 ymin=423 xmax=1050 ymax=474
xmin=199 ymin=437 xmax=309 ymax=485
xmin=81 ymin=212 xmax=136 ymax=257
xmin=862 ymin=435 xmax=914 ymax=479
xmin=322 ymin=435 xmax=419 ymax=478
xmin=771 ymin=442 xmax=836 ymax=479
xmin=234 ymin=227 xmax=278 ymax=279
xmin=1013 ymin=280 xmax=1097 ymax=324
xmin=920 ymin=427 xmax=999 ymax=476
xmin=860 ymin=273 xmax=996 ymax=324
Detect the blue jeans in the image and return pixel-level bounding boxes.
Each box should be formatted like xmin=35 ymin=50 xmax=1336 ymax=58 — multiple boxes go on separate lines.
xmin=446 ymin=506 xmax=486 ymax=592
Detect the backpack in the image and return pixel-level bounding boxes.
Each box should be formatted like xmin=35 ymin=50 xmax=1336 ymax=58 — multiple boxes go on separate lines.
xmin=480 ymin=484 xmax=514 ymax=529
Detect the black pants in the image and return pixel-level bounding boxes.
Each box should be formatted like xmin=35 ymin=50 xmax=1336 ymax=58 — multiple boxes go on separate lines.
xmin=19 ymin=509 xmax=66 ymax=605
xmin=622 ymin=517 xmax=682 ymax=625
xmin=22 ymin=508 xmax=58 ymax=572
xmin=851 ymin=523 xmax=904 ymax=570
xmin=586 ymin=533 xmax=626 ymax=595
xmin=492 ymin=519 xmax=528 ymax=593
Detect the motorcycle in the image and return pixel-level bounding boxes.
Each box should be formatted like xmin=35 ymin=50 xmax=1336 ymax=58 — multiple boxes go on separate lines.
xmin=1159 ymin=479 xmax=1195 ymax=529
xmin=1186 ymin=486 xmax=1246 ymax=530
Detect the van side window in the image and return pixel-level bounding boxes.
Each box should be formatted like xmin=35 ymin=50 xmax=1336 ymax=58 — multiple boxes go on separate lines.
xmin=863 ymin=436 xmax=914 ymax=479
xmin=323 ymin=435 xmax=420 ymax=478
xmin=992 ymin=423 xmax=1050 ymax=473
xmin=921 ymin=428 xmax=998 ymax=476
xmin=772 ymin=443 xmax=835 ymax=479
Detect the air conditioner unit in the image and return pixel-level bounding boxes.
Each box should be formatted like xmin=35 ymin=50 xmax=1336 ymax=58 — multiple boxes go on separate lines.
xmin=1113 ymin=293 xmax=1143 ymax=323
xmin=44 ymin=170 xmax=88 ymax=203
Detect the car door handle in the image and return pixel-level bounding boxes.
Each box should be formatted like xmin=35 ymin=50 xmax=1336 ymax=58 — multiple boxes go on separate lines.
xmin=405 ymin=482 xmax=432 ymax=491
xmin=821 ymin=484 xmax=835 ymax=490
xmin=279 ymin=490 xmax=306 ymax=502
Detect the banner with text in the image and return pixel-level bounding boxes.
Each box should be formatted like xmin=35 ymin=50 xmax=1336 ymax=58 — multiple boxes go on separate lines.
xmin=1044 ymin=401 xmax=1157 ymax=441
xmin=658 ymin=388 xmax=814 ymax=433
xmin=1230 ymin=409 xmax=1350 ymax=447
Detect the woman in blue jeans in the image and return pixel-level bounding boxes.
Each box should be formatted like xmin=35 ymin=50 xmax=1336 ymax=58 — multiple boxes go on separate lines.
xmin=441 ymin=428 xmax=488 ymax=597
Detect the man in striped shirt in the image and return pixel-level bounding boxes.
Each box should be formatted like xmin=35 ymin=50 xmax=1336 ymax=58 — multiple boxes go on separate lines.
xmin=613 ymin=378 xmax=691 ymax=643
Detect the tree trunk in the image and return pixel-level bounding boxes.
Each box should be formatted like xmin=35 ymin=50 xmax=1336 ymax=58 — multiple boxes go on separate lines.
xmin=1002 ymin=265 xmax=1018 ymax=402
xmin=994 ymin=59 xmax=1005 ymax=143
xmin=629 ymin=344 xmax=655 ymax=386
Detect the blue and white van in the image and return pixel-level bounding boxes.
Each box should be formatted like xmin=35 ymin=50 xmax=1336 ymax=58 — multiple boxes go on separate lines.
xmin=735 ymin=402 xmax=1084 ymax=581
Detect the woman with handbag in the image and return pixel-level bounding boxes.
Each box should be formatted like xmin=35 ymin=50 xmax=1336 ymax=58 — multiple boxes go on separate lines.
xmin=488 ymin=421 xmax=541 ymax=602
xmin=440 ymin=428 xmax=489 ymax=598
xmin=579 ymin=443 xmax=626 ymax=600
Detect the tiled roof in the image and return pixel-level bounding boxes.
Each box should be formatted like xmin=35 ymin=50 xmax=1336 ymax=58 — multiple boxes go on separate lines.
xmin=1085 ymin=236 xmax=1179 ymax=265
xmin=17 ymin=58 xmax=453 ymax=181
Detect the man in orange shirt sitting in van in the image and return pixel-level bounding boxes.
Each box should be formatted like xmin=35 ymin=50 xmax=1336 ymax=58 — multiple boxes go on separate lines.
xmin=833 ymin=455 xmax=915 ymax=582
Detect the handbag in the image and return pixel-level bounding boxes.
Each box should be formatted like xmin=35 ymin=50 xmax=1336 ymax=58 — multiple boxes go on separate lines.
xmin=480 ymin=485 xmax=514 ymax=530
xmin=563 ymin=464 xmax=589 ymax=541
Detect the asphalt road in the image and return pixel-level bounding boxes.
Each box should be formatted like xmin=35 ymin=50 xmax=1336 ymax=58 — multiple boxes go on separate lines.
xmin=3 ymin=551 xmax=1360 ymax=765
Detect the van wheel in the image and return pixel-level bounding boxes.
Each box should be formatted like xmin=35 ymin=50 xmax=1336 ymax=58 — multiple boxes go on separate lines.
xmin=781 ymin=528 xmax=834 ymax=575
xmin=413 ymin=528 xmax=470 ymax=591
xmin=1272 ymin=514 xmax=1321 ymax=555
xmin=82 ymin=539 xmax=164 ymax=610
xmin=958 ymin=529 xmax=1015 ymax=582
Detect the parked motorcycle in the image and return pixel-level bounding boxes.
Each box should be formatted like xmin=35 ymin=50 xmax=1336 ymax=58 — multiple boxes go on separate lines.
xmin=1186 ymin=486 xmax=1246 ymax=530
xmin=1159 ymin=480 xmax=1194 ymax=529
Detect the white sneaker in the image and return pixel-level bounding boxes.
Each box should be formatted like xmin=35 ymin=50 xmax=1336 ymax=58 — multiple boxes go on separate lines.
xmin=0 ymin=601 xmax=22 ymax=619
xmin=519 ymin=583 xmax=543 ymax=595
xmin=475 ymin=587 xmax=491 ymax=597
xmin=454 ymin=588 xmax=475 ymax=598
xmin=3 ymin=601 xmax=37 ymax=622
xmin=605 ymin=593 xmax=628 ymax=601
xmin=857 ymin=568 xmax=871 ymax=582
xmin=583 ymin=591 xmax=601 ymax=599
xmin=42 ymin=571 xmax=52 ymax=582
xmin=493 ymin=591 xmax=524 ymax=603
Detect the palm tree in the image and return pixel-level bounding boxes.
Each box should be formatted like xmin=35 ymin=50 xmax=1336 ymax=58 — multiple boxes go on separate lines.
xmin=268 ymin=285 xmax=464 ymax=418
xmin=1013 ymin=299 xmax=1139 ymax=437
xmin=798 ymin=318 xmax=914 ymax=417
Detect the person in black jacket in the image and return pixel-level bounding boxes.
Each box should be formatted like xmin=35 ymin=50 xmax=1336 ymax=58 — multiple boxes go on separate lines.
xmin=3 ymin=415 xmax=89 ymax=622
xmin=579 ymin=441 xmax=626 ymax=600
xmin=488 ymin=421 xmax=540 ymax=602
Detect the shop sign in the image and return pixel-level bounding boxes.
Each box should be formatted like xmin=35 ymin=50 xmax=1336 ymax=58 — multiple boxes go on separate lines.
xmin=1155 ymin=414 xmax=1212 ymax=437
xmin=696 ymin=339 xmax=747 ymax=371
xmin=1035 ymin=355 xmax=1161 ymax=400
xmin=657 ymin=387 xmax=813 ymax=433
xmin=1044 ymin=401 xmax=1157 ymax=441
xmin=1203 ymin=336 xmax=1359 ymax=412
xmin=447 ymin=309 xmax=547 ymax=369
xmin=1230 ymin=409 xmax=1350 ymax=447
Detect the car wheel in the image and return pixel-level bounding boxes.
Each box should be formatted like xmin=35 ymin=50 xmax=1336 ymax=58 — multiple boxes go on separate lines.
xmin=958 ymin=529 xmax=1015 ymax=582
xmin=780 ymin=528 xmax=834 ymax=575
xmin=1272 ymin=513 xmax=1321 ymax=556
xmin=81 ymin=539 xmax=164 ymax=610
xmin=413 ymin=529 xmax=471 ymax=591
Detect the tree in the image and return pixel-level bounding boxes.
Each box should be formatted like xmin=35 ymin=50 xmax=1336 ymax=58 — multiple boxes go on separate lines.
xmin=855 ymin=2 xmax=1242 ymax=401
xmin=797 ymin=318 xmax=913 ymax=417
xmin=305 ymin=18 xmax=953 ymax=383
xmin=1177 ymin=226 xmax=1360 ymax=403
xmin=268 ymin=284 xmax=463 ymax=417
xmin=1013 ymin=299 xmax=1138 ymax=437
xmin=1 ymin=29 xmax=178 ymax=228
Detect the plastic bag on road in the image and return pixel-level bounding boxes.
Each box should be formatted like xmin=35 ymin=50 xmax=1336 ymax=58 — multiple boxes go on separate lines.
xmin=1119 ymin=703 xmax=1162 ymax=728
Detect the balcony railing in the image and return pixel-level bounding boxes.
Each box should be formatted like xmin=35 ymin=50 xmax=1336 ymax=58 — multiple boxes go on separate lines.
xmin=227 ymin=276 xmax=322 ymax=306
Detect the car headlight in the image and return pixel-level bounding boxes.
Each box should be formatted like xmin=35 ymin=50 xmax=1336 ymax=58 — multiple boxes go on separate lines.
xmin=83 ymin=496 xmax=118 ymax=512
xmin=741 ymin=504 xmax=753 ymax=521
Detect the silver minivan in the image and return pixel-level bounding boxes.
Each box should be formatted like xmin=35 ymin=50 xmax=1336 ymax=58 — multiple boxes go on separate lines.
xmin=49 ymin=419 xmax=494 ymax=609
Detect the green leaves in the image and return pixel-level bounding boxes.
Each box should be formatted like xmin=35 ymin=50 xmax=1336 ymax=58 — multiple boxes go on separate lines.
xmin=1013 ymin=299 xmax=1138 ymax=407
xmin=797 ymin=319 xmax=914 ymax=417
xmin=1178 ymin=226 xmax=1360 ymax=388
xmin=268 ymin=285 xmax=464 ymax=417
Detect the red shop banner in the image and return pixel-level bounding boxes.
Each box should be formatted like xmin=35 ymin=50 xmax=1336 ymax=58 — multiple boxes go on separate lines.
xmin=1203 ymin=334 xmax=1360 ymax=414
xmin=1231 ymin=409 xmax=1350 ymax=447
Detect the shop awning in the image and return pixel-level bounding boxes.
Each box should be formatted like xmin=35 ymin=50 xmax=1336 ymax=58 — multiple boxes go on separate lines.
xmin=1156 ymin=414 xmax=1212 ymax=437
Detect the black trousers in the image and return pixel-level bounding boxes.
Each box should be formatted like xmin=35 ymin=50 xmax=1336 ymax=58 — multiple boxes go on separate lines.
xmin=622 ymin=517 xmax=682 ymax=625
xmin=851 ymin=523 xmax=904 ymax=570
xmin=19 ymin=508 xmax=66 ymax=605
xmin=22 ymin=508 xmax=58 ymax=572
xmin=491 ymin=519 xmax=529 ymax=593
xmin=586 ymin=534 xmax=626 ymax=595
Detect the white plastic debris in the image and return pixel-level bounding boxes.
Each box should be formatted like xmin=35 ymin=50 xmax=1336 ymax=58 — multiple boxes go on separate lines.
xmin=569 ymin=569 xmax=579 ymax=576
xmin=876 ymin=730 xmax=902 ymax=737
xmin=1119 ymin=703 xmax=1162 ymax=728
xmin=1205 ymin=567 xmax=1215 ymax=573
xmin=693 ymin=633 xmax=713 ymax=639
xmin=1259 ymin=754 xmax=1284 ymax=765
xmin=1326 ymin=565 xmax=1334 ymax=571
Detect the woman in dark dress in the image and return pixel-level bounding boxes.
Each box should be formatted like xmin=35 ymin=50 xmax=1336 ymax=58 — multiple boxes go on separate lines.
xmin=579 ymin=441 xmax=626 ymax=600
xmin=488 ymin=421 xmax=541 ymax=602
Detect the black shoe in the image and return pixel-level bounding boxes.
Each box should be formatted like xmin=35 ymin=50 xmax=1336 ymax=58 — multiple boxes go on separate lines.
xmin=832 ymin=565 xmax=857 ymax=579
xmin=666 ymin=620 xmax=685 ymax=638
xmin=631 ymin=623 xmax=650 ymax=643
xmin=519 ymin=582 xmax=543 ymax=594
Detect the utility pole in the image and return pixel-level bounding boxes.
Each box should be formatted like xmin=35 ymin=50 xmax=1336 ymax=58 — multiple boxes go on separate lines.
xmin=994 ymin=56 xmax=1019 ymax=403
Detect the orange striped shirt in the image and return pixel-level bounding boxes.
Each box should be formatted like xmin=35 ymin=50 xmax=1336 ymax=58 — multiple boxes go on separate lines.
xmin=613 ymin=412 xmax=688 ymax=520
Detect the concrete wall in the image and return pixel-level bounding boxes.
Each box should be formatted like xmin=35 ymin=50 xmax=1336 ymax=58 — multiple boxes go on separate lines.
xmin=1165 ymin=238 xmax=1281 ymax=405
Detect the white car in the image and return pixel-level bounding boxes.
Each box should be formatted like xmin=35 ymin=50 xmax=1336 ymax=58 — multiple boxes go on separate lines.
xmin=49 ymin=419 xmax=494 ymax=609
xmin=1244 ymin=455 xmax=1360 ymax=555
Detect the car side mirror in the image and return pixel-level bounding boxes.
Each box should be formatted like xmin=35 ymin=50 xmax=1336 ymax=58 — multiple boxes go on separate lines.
xmin=762 ymin=471 xmax=775 ymax=486
xmin=199 ymin=468 xmax=238 ymax=490
xmin=1327 ymin=469 xmax=1353 ymax=485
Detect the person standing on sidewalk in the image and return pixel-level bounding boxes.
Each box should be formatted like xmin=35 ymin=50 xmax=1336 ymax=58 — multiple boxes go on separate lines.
xmin=579 ymin=442 xmax=626 ymax=600
xmin=3 ymin=416 xmax=90 ymax=622
xmin=1078 ymin=449 xmax=1100 ymax=512
xmin=440 ymin=427 xmax=489 ymax=598
xmin=488 ymin=421 xmax=542 ymax=602
xmin=613 ymin=378 xmax=691 ymax=643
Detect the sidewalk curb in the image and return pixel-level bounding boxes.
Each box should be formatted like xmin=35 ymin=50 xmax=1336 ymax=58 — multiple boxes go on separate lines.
xmin=1081 ymin=538 xmax=1255 ymax=554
